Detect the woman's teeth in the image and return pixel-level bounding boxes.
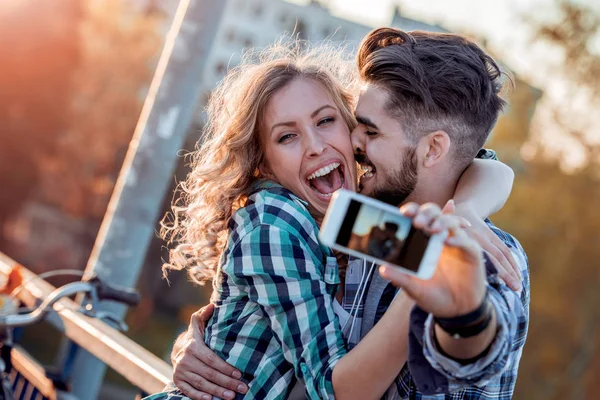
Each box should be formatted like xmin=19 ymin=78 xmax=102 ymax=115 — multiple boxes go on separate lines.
xmin=307 ymin=162 xmax=345 ymax=196
xmin=307 ymin=162 xmax=340 ymax=180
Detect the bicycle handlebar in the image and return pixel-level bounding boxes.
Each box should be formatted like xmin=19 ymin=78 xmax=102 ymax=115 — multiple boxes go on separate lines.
xmin=0 ymin=276 xmax=140 ymax=329
xmin=89 ymin=276 xmax=140 ymax=307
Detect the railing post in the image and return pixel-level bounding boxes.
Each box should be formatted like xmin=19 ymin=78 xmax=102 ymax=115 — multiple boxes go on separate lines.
xmin=66 ymin=1 xmax=228 ymax=398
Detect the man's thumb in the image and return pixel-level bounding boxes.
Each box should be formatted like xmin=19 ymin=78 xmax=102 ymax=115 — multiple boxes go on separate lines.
xmin=191 ymin=303 xmax=215 ymax=333
xmin=442 ymin=199 xmax=455 ymax=215
xmin=379 ymin=265 xmax=419 ymax=298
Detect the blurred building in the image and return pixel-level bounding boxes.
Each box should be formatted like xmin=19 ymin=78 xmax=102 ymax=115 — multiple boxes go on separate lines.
xmin=137 ymin=0 xmax=447 ymax=125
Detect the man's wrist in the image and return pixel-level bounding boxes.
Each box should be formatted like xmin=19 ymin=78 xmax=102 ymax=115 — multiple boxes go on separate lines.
xmin=434 ymin=291 xmax=493 ymax=339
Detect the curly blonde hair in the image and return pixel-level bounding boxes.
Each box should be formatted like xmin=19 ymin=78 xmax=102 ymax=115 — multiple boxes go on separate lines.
xmin=161 ymin=39 xmax=359 ymax=284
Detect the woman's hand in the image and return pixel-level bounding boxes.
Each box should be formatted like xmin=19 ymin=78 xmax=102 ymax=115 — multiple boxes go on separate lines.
xmin=171 ymin=304 xmax=248 ymax=400
xmin=452 ymin=201 xmax=522 ymax=291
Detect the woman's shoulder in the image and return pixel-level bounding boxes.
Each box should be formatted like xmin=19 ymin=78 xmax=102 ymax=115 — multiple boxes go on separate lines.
xmin=231 ymin=181 xmax=319 ymax=244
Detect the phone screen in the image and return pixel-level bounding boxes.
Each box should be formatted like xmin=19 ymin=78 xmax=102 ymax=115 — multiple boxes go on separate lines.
xmin=335 ymin=199 xmax=430 ymax=272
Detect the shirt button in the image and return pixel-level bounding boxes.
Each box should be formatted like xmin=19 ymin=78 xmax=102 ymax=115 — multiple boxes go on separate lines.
xmin=301 ymin=364 xmax=308 ymax=374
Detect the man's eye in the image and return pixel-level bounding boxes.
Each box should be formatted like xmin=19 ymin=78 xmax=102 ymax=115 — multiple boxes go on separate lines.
xmin=318 ymin=117 xmax=335 ymax=126
xmin=278 ymin=133 xmax=295 ymax=143
xmin=365 ymin=130 xmax=378 ymax=136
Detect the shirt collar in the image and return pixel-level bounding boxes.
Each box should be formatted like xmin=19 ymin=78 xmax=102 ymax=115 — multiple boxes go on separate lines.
xmin=251 ymin=179 xmax=309 ymax=207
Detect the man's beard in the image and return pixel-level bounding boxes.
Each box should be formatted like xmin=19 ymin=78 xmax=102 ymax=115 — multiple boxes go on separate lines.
xmin=370 ymin=147 xmax=418 ymax=206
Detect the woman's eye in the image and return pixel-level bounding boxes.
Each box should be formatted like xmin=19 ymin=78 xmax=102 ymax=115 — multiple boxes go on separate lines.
xmin=318 ymin=117 xmax=335 ymax=126
xmin=365 ymin=130 xmax=378 ymax=137
xmin=278 ymin=133 xmax=295 ymax=143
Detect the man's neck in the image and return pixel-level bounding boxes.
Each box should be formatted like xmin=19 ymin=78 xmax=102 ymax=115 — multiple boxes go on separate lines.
xmin=405 ymin=173 xmax=459 ymax=208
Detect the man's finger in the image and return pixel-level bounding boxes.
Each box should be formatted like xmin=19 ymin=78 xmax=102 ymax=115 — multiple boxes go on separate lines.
xmin=441 ymin=199 xmax=455 ymax=215
xmin=412 ymin=203 xmax=442 ymax=229
xmin=184 ymin=370 xmax=240 ymax=400
xmin=193 ymin=346 xmax=243 ymax=380
xmin=399 ymin=202 xmax=420 ymax=217
xmin=430 ymin=214 xmax=462 ymax=234
xmin=177 ymin=382 xmax=212 ymax=400
xmin=177 ymin=380 xmax=212 ymax=400
xmin=445 ymin=229 xmax=481 ymax=259
xmin=379 ymin=265 xmax=424 ymax=300
xmin=192 ymin=362 xmax=248 ymax=395
xmin=196 ymin=303 xmax=215 ymax=326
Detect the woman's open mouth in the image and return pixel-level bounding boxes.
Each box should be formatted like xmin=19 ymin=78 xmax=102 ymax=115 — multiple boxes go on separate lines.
xmin=306 ymin=161 xmax=346 ymax=200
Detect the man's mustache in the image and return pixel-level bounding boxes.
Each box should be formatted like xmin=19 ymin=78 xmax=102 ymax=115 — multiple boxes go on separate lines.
xmin=354 ymin=152 xmax=370 ymax=165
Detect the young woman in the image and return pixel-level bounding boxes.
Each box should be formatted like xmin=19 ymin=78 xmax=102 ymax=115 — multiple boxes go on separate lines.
xmin=152 ymin=41 xmax=514 ymax=400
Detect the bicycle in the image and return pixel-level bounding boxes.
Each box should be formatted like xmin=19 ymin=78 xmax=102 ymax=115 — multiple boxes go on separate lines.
xmin=0 ymin=266 xmax=140 ymax=400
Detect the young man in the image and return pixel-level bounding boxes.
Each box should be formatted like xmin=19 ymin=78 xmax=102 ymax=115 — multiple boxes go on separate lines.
xmin=167 ymin=28 xmax=529 ymax=399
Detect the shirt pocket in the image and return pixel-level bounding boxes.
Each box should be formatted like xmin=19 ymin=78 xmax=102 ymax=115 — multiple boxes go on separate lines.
xmin=324 ymin=256 xmax=340 ymax=286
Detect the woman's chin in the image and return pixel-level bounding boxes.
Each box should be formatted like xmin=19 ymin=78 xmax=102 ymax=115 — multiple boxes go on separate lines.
xmin=305 ymin=189 xmax=333 ymax=216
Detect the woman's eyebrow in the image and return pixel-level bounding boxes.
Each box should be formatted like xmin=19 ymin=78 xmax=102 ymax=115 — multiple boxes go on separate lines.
xmin=270 ymin=105 xmax=337 ymax=136
xmin=270 ymin=121 xmax=296 ymax=136
xmin=311 ymin=104 xmax=336 ymax=118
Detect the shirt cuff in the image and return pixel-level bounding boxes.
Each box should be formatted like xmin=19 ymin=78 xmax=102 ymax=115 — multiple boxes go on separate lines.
xmin=421 ymin=288 xmax=512 ymax=388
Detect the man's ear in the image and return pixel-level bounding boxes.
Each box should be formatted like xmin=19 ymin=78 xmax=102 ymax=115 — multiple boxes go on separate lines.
xmin=419 ymin=130 xmax=450 ymax=168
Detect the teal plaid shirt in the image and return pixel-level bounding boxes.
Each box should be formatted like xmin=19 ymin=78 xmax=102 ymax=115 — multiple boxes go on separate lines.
xmin=205 ymin=180 xmax=346 ymax=399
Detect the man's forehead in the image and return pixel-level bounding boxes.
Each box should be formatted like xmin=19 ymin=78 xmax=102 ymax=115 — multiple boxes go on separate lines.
xmin=355 ymin=84 xmax=392 ymax=122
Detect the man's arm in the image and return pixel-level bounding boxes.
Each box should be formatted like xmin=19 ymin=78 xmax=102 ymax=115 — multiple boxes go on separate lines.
xmin=380 ymin=202 xmax=529 ymax=394
xmin=171 ymin=304 xmax=248 ymax=400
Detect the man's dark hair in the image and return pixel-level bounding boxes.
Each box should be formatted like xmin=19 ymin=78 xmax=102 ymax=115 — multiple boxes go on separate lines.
xmin=357 ymin=28 xmax=506 ymax=169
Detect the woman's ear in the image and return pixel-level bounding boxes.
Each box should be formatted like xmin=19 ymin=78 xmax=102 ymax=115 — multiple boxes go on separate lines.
xmin=420 ymin=130 xmax=451 ymax=168
xmin=258 ymin=162 xmax=274 ymax=180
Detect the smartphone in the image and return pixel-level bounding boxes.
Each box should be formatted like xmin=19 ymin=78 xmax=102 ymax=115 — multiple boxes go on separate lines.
xmin=319 ymin=190 xmax=447 ymax=279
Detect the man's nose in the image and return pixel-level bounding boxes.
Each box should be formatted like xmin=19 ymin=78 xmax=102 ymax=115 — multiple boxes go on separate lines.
xmin=351 ymin=128 xmax=365 ymax=155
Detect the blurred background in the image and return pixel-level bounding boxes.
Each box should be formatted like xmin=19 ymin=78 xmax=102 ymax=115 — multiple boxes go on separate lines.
xmin=0 ymin=0 xmax=598 ymax=398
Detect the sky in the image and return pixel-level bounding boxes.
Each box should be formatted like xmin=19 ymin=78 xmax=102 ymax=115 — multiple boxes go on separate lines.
xmin=289 ymin=0 xmax=599 ymax=169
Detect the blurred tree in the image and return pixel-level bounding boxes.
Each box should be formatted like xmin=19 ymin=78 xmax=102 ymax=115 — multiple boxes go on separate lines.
xmin=37 ymin=0 xmax=162 ymax=222
xmin=0 ymin=0 xmax=81 ymax=246
xmin=0 ymin=0 xmax=163 ymax=281
xmin=488 ymin=1 xmax=600 ymax=399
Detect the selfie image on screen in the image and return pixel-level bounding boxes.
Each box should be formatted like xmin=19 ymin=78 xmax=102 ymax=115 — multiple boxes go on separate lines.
xmin=335 ymin=199 xmax=428 ymax=271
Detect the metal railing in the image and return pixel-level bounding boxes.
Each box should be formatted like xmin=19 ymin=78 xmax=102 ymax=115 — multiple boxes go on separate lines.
xmin=0 ymin=252 xmax=172 ymax=396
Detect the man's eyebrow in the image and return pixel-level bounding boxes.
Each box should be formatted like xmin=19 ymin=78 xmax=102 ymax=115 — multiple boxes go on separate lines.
xmin=356 ymin=115 xmax=379 ymax=130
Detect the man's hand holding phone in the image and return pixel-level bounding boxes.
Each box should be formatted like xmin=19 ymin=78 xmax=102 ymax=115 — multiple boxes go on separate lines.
xmin=379 ymin=201 xmax=499 ymax=361
xmin=379 ymin=201 xmax=487 ymax=318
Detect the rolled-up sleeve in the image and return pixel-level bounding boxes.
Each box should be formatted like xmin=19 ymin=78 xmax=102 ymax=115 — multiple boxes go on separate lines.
xmin=408 ymin=246 xmax=530 ymax=395
xmin=229 ymin=224 xmax=346 ymax=400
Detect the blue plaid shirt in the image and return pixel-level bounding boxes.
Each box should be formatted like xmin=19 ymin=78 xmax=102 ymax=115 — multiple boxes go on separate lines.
xmin=204 ymin=181 xmax=346 ymax=399
xmin=368 ymin=221 xmax=529 ymax=400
